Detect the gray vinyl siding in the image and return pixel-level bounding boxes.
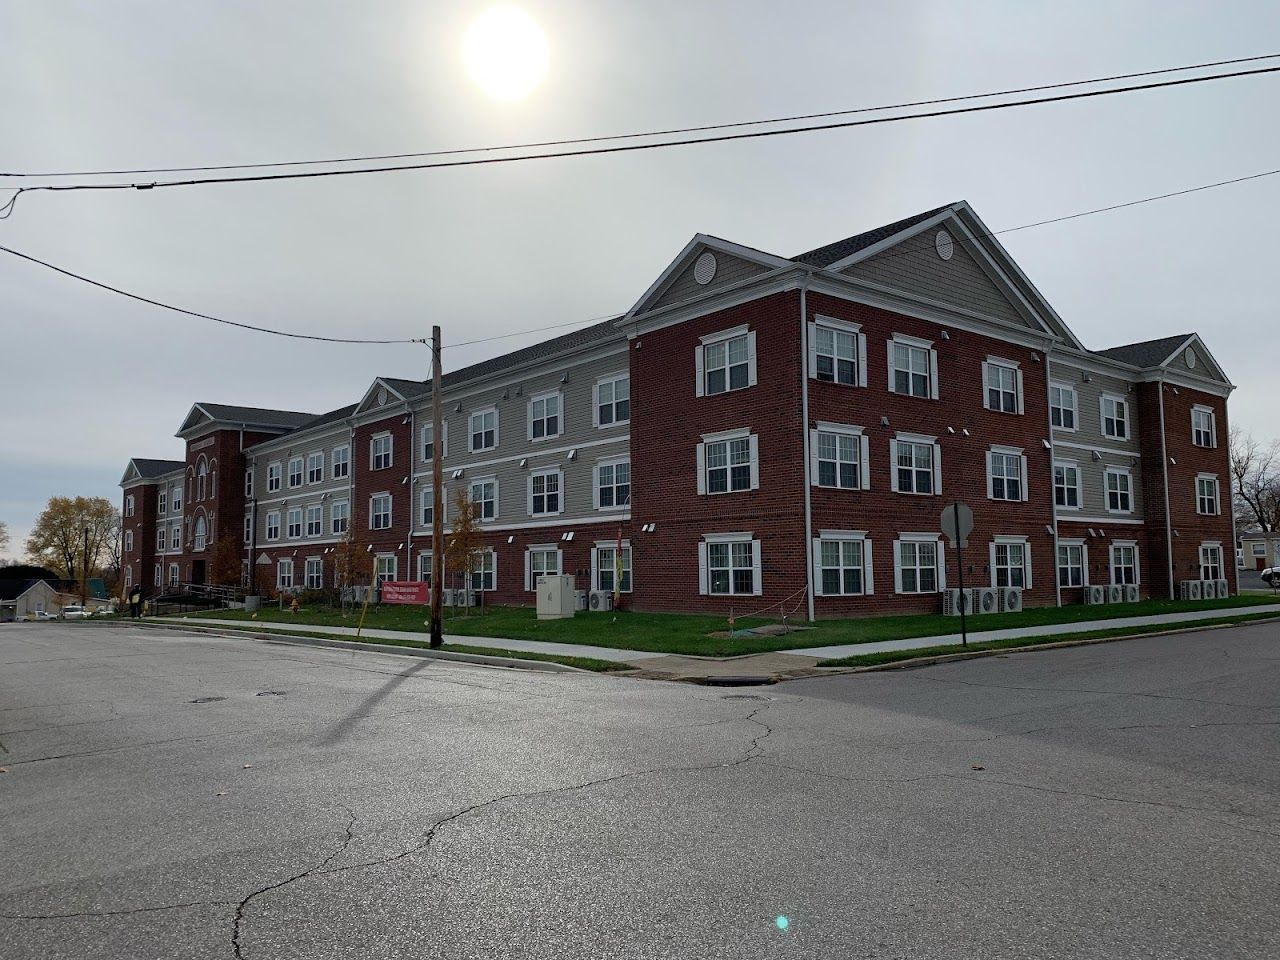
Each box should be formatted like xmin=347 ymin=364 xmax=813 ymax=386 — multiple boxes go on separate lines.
xmin=1167 ymin=342 xmax=1223 ymax=380
xmin=247 ymin=424 xmax=354 ymax=544
xmin=841 ymin=230 xmax=1031 ymax=328
xmin=649 ymin=248 xmax=770 ymax=312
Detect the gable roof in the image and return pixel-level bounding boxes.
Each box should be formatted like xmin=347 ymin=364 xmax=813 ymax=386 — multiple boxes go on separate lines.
xmin=130 ymin=457 xmax=185 ymax=479
xmin=791 ymin=204 xmax=955 ymax=267
xmin=178 ymin=402 xmax=317 ymax=437
xmin=1094 ymin=334 xmax=1195 ymax=368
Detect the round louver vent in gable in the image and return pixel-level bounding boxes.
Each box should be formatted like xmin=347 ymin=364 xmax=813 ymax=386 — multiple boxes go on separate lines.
xmin=693 ymin=251 xmax=717 ymax=285
xmin=1184 ymin=348 xmax=1196 ymax=369
xmin=377 ymin=388 xmax=388 ymax=406
xmin=935 ymin=230 xmax=954 ymax=261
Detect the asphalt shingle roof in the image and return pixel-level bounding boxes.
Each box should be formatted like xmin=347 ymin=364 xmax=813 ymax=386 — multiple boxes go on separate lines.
xmin=196 ymin=403 xmax=317 ymax=429
xmin=131 ymin=458 xmax=185 ymax=479
xmin=791 ymin=204 xmax=957 ymax=268
xmin=1094 ymin=334 xmax=1193 ymax=368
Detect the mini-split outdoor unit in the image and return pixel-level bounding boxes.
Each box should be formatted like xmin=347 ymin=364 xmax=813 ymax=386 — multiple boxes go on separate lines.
xmin=942 ymin=588 xmax=975 ymax=616
xmin=1201 ymin=579 xmax=1218 ymax=600
xmin=440 ymin=589 xmax=455 ymax=606
xmin=1084 ymin=585 xmax=1108 ymax=605
xmin=1123 ymin=583 xmax=1140 ymax=603
xmin=588 ymin=590 xmax=613 ymax=612
xmin=1107 ymin=584 xmax=1125 ymax=604
xmin=573 ymin=590 xmax=589 ymax=611
xmin=999 ymin=587 xmax=1023 ymax=613
xmin=1215 ymin=578 xmax=1229 ymax=598
xmin=973 ymin=587 xmax=999 ymax=615
xmin=1179 ymin=580 xmax=1203 ymax=601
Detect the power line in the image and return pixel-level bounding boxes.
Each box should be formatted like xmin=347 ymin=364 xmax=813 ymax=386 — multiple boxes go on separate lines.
xmin=1 ymin=164 xmax=1277 ymax=347
xmin=5 ymin=53 xmax=1276 ymax=180
xmin=6 ymin=65 xmax=1279 ymax=201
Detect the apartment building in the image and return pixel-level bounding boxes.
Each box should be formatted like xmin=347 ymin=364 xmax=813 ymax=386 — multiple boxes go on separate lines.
xmin=120 ymin=200 xmax=1236 ymax=617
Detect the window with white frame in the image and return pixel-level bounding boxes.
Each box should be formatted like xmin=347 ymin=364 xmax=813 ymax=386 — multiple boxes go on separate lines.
xmin=267 ymin=462 xmax=282 ymax=492
xmin=125 ymin=494 xmax=135 ymax=517
xmin=266 ymin=510 xmax=280 ymax=541
xmin=526 ymin=546 xmax=560 ymax=590
xmin=699 ymin=431 xmax=758 ymax=495
xmin=595 ymin=544 xmax=632 ymax=593
xmin=1192 ymin=406 xmax=1216 ymax=448
xmin=596 ymin=374 xmax=630 ymax=426
xmin=158 ymin=490 xmax=167 ymax=515
xmin=1057 ymin=542 xmax=1086 ymax=588
xmin=895 ymin=538 xmax=941 ymax=593
xmin=171 ymin=484 xmax=182 ymax=512
xmin=306 ymin=452 xmax=324 ymax=484
xmin=287 ymin=507 xmax=302 ymax=539
xmin=277 ymin=559 xmax=293 ymax=589
xmin=1105 ymin=467 xmax=1133 ymax=513
xmin=1101 ymin=395 xmax=1130 ymax=440
xmin=169 ymin=563 xmax=180 ymax=587
xmin=1196 ymin=475 xmax=1220 ymax=515
xmin=698 ymin=329 xmax=755 ymax=397
xmin=305 ymin=557 xmax=323 ymax=589
xmin=170 ymin=525 xmax=181 ymax=550
xmin=595 ymin=459 xmax=631 ymax=509
xmin=416 ymin=551 xmax=434 ymax=584
xmin=330 ymin=499 xmax=349 ymax=535
xmin=528 ymin=392 xmax=561 ymax=441
xmin=370 ymin=493 xmax=391 ymax=530
xmin=419 ymin=487 xmax=445 ymax=527
xmin=1253 ymin=542 xmax=1266 ymax=557
xmin=125 ymin=565 xmax=132 ymax=588
xmin=154 ymin=564 xmax=162 ymax=587
xmin=1053 ymin=461 xmax=1081 ymax=509
xmin=332 ymin=445 xmax=350 ymax=479
xmin=371 ymin=434 xmax=393 ymax=470
xmin=889 ymin=335 xmax=937 ymax=399
xmin=983 ymin=359 xmax=1022 ymax=414
xmin=891 ymin=436 xmax=940 ymax=495
xmin=471 ymin=549 xmax=496 ymax=592
xmin=196 ymin=460 xmax=207 ymax=501
xmin=305 ymin=504 xmax=322 ymax=537
xmin=988 ymin=448 xmax=1026 ymax=501
xmin=815 ymin=536 xmax=869 ymax=596
xmin=810 ymin=319 xmax=864 ymax=387
xmin=421 ymin=423 xmax=446 ymax=462
xmin=288 ymin=457 xmax=303 ymax=488
xmin=812 ymin=425 xmax=867 ymax=490
xmin=1050 ymin=383 xmax=1077 ymax=430
xmin=528 ymin=469 xmax=561 ymax=516
xmin=700 ymin=537 xmax=760 ymax=596
xmin=1199 ymin=543 xmax=1223 ymax=581
xmin=469 ymin=409 xmax=497 ymax=452
xmin=243 ymin=516 xmax=251 ymax=544
xmin=193 ymin=515 xmax=207 ymax=552
xmin=244 ymin=469 xmax=253 ymax=498
xmin=125 ymin=529 xmax=134 ymax=552
xmin=991 ymin=538 xmax=1029 ymax=588
xmin=1110 ymin=543 xmax=1139 ymax=585
xmin=375 ymin=555 xmax=397 ymax=584
xmin=469 ymin=479 xmax=496 ymax=520
xmin=156 ymin=527 xmax=166 ymax=551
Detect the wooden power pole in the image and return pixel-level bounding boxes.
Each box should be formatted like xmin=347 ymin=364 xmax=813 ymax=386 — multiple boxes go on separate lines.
xmin=429 ymin=326 xmax=444 ymax=648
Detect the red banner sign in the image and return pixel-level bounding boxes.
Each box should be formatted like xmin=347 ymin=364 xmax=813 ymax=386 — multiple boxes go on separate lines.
xmin=381 ymin=581 xmax=427 ymax=605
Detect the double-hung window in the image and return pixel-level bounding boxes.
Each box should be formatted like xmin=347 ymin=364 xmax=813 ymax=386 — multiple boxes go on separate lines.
xmin=595 ymin=459 xmax=631 ymax=509
xmin=169 ymin=563 xmax=180 ymax=587
xmin=895 ymin=538 xmax=941 ymax=594
xmin=698 ymin=430 xmax=758 ymax=495
xmin=1057 ymin=542 xmax=1086 ymax=588
xmin=469 ymin=479 xmax=497 ymax=520
xmin=277 ymin=559 xmax=293 ymax=589
xmin=595 ymin=374 xmax=630 ymax=426
xmin=700 ymin=536 xmax=760 ymax=596
xmin=375 ymin=556 xmax=397 ymax=584
xmin=330 ymin=499 xmax=349 ymax=535
xmin=696 ymin=327 xmax=755 ymax=397
xmin=526 ymin=547 xmax=561 ymax=591
xmin=809 ymin=318 xmax=864 ymax=386
xmin=332 ymin=445 xmax=350 ymax=480
xmin=369 ymin=493 xmax=392 ymax=530
xmin=1050 ymin=383 xmax=1077 ymax=430
xmin=528 ymin=469 xmax=562 ymax=516
xmin=421 ymin=423 xmax=446 ymax=462
xmin=266 ymin=511 xmax=280 ymax=541
xmin=170 ymin=525 xmax=181 ymax=550
xmin=306 ymin=452 xmax=324 ymax=484
xmin=156 ymin=527 xmax=166 ymax=551
xmin=811 ymin=424 xmax=868 ymax=491
xmin=158 ymin=491 xmax=167 ymax=515
xmin=1199 ymin=544 xmax=1224 ymax=581
xmin=417 ymin=551 xmax=433 ymax=585
xmin=469 ymin=409 xmax=497 ymax=452
xmin=1192 ymin=406 xmax=1216 ymax=448
xmin=1196 ymin=475 xmax=1220 ymax=515
xmin=305 ymin=557 xmax=323 ymax=589
xmin=888 ymin=335 xmax=937 ymax=399
xmin=287 ymin=507 xmax=302 ymax=539
xmin=288 ymin=457 xmax=304 ymax=488
xmin=1110 ymin=544 xmax=1138 ymax=586
xmin=471 ymin=550 xmax=496 ymax=592
xmin=371 ymin=434 xmax=393 ymax=470
xmin=528 ymin=392 xmax=561 ymax=441
xmin=983 ymin=358 xmax=1023 ymax=414
xmin=1053 ymin=462 xmax=1081 ymax=509
xmin=814 ymin=536 xmax=871 ymax=596
xmin=243 ymin=516 xmax=251 ymax=544
xmin=305 ymin=505 xmax=322 ymax=537
xmin=171 ymin=485 xmax=182 ymax=512
xmin=244 ymin=470 xmax=253 ymax=498
xmin=420 ymin=488 xmax=445 ymax=527
xmin=595 ymin=544 xmax=632 ymax=593
xmin=991 ymin=539 xmax=1029 ymax=588
xmin=126 ymin=495 xmax=135 ymax=518
xmin=267 ymin=462 xmax=282 ymax=492
xmin=891 ymin=435 xmax=940 ymax=495
xmin=1106 ymin=467 xmax=1133 ymax=513
xmin=1101 ymin=395 xmax=1130 ymax=441
xmin=988 ymin=448 xmax=1026 ymax=502
xmin=125 ymin=529 xmax=134 ymax=552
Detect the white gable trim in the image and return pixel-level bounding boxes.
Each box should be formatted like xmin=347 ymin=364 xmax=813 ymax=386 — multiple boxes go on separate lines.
xmin=624 ymin=233 xmax=793 ymax=320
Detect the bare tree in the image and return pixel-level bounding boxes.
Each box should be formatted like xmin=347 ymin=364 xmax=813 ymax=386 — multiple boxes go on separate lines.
xmin=1230 ymin=428 xmax=1280 ymax=532
xmin=25 ymin=496 xmax=120 ymax=580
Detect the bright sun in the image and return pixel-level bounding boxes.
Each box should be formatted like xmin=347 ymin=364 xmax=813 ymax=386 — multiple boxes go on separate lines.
xmin=462 ymin=6 xmax=550 ymax=102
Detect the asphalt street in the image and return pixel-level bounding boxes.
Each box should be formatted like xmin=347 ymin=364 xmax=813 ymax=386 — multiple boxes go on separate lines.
xmin=2 ymin=621 xmax=1278 ymax=959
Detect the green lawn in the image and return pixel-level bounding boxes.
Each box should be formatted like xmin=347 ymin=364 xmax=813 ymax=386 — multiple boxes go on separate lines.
xmin=177 ymin=593 xmax=1280 ymax=658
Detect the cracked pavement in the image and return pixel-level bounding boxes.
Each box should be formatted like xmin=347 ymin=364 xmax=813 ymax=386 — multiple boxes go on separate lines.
xmin=1 ymin=622 xmax=1278 ymax=959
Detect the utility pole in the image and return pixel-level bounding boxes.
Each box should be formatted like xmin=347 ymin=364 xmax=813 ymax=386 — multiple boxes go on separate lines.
xmin=429 ymin=326 xmax=444 ymax=648
xmin=81 ymin=525 xmax=89 ymax=605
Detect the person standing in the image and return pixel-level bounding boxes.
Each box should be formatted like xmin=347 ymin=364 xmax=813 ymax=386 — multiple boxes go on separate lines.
xmin=129 ymin=587 xmax=142 ymax=619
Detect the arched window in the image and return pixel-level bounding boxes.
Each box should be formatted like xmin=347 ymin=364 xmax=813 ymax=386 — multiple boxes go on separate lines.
xmin=197 ymin=459 xmax=208 ymax=501
xmin=193 ymin=515 xmax=207 ymax=552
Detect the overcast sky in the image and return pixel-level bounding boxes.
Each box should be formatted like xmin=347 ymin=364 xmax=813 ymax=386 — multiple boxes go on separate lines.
xmin=2 ymin=1 xmax=1278 ymax=560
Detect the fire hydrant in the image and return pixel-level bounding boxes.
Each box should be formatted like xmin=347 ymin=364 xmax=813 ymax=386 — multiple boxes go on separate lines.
xmin=290 ymin=597 xmax=300 ymax=615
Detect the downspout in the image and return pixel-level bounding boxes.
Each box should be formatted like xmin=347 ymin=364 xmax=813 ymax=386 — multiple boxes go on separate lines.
xmin=1156 ymin=376 xmax=1175 ymax=598
xmin=799 ymin=273 xmax=815 ymax=622
xmin=1043 ymin=345 xmax=1062 ymax=607
xmin=406 ymin=401 xmax=415 ymax=580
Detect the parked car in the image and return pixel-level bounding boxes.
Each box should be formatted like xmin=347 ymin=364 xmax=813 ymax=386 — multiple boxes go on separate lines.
xmin=60 ymin=605 xmax=92 ymax=619
xmin=1262 ymin=568 xmax=1277 ymax=587
xmin=24 ymin=610 xmax=58 ymax=621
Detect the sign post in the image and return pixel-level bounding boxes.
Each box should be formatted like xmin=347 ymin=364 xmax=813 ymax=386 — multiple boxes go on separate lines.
xmin=940 ymin=502 xmax=974 ymax=647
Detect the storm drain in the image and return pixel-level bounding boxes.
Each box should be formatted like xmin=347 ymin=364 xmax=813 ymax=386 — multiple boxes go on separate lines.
xmin=189 ymin=696 xmax=226 ymax=704
xmin=256 ymin=691 xmax=286 ymax=697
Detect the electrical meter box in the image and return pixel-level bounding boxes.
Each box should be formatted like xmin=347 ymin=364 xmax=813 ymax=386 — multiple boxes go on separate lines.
xmin=536 ymin=574 xmax=577 ymax=620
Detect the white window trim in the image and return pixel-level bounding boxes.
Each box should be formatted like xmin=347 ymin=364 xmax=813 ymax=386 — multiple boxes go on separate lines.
xmin=527 ymin=467 xmax=565 ymax=518
xmin=304 ymin=556 xmax=324 ymax=589
xmin=288 ymin=457 xmax=304 ymax=488
xmin=593 ymin=372 xmax=631 ymax=428
xmin=523 ymin=543 xmax=564 ymax=591
xmin=276 ymin=558 xmax=293 ymax=590
xmin=591 ymin=539 xmax=633 ymax=594
xmin=981 ymin=356 xmax=1025 ymax=415
xmin=1195 ymin=472 xmax=1221 ymax=516
xmin=267 ymin=461 xmax=282 ymax=493
xmin=1053 ymin=459 xmax=1082 ymax=511
xmin=890 ymin=433 xmax=942 ymax=496
xmin=593 ymin=455 xmax=632 ymax=511
xmin=1104 ymin=466 xmax=1135 ymax=515
xmin=527 ymin=390 xmax=564 ymax=442
xmin=812 ymin=531 xmax=874 ymax=597
xmin=330 ymin=498 xmax=350 ymax=536
xmin=887 ymin=333 xmax=939 ymax=401
xmin=892 ymin=533 xmax=945 ymax=594
xmin=421 ymin=421 xmax=448 ymax=462
xmin=374 ymin=554 xmax=399 ymax=584
xmin=370 ymin=432 xmax=394 ymax=470
xmin=810 ymin=422 xmax=870 ymax=491
xmin=1049 ymin=381 xmax=1079 ymax=432
xmin=418 ymin=486 xmax=447 ymax=528
xmin=265 ymin=510 xmax=281 ymax=542
xmin=1198 ymin=542 xmax=1225 ymax=580
xmin=1191 ymin=405 xmax=1217 ymax=448
xmin=332 ymin=445 xmax=351 ymax=479
xmin=696 ymin=428 xmax=760 ymax=496
xmin=694 ymin=325 xmax=758 ymax=398
xmin=989 ymin=535 xmax=1032 ymax=589
xmin=1057 ymin=538 xmax=1089 ymax=588
xmin=286 ymin=506 xmax=303 ymax=540
xmin=697 ymin=532 xmax=762 ymax=597
xmin=469 ymin=475 xmax=499 ymax=521
xmin=1100 ymin=393 xmax=1131 ymax=441
xmin=369 ymin=491 xmax=393 ymax=530
xmin=471 ymin=548 xmax=498 ymax=592
xmin=986 ymin=445 xmax=1029 ymax=503
xmin=1109 ymin=541 xmax=1141 ymax=586
xmin=306 ymin=452 xmax=325 ymax=484
xmin=808 ymin=316 xmax=868 ymax=388
xmin=469 ymin=406 xmax=499 ymax=452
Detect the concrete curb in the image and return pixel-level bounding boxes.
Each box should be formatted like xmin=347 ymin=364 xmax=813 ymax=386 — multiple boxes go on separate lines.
xmin=96 ymin=620 xmax=592 ymax=674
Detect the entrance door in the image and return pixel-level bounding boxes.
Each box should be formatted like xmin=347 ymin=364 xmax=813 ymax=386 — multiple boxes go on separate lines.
xmin=191 ymin=560 xmax=206 ymax=585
